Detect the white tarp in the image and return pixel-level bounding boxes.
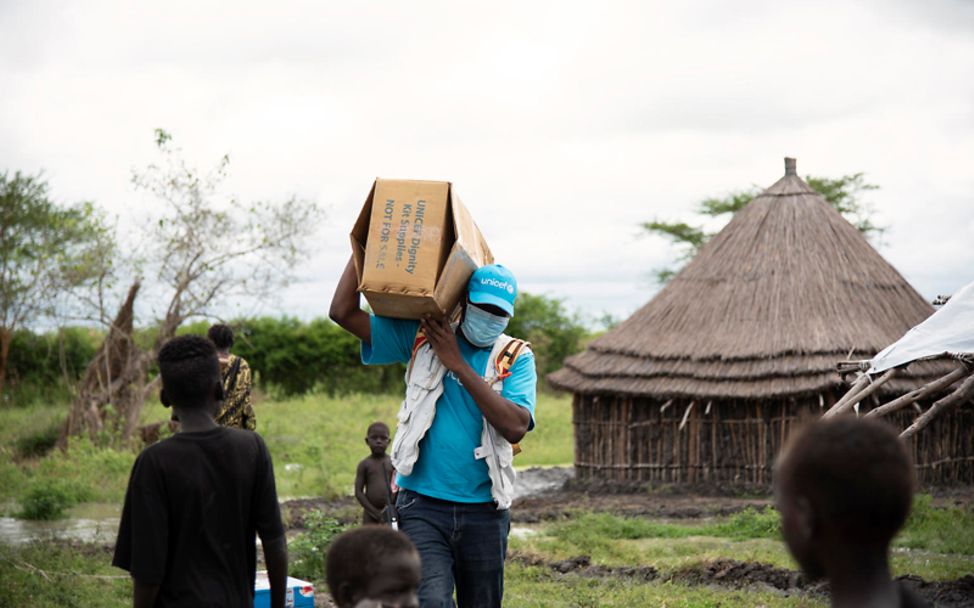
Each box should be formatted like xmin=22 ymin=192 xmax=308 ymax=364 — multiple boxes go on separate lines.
xmin=868 ymin=280 xmax=974 ymax=374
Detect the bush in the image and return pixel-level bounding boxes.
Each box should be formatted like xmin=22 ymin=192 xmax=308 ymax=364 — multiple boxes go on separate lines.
xmin=287 ymin=510 xmax=349 ymax=581
xmin=3 ymin=326 xmax=101 ymax=407
xmin=506 ymin=293 xmax=590 ymax=386
xmin=14 ymin=421 xmax=61 ymax=459
xmin=17 ymin=479 xmax=92 ymax=520
xmin=186 ymin=317 xmax=405 ymax=397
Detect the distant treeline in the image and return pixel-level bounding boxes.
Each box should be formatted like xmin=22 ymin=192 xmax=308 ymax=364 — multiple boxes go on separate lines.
xmin=7 ymin=294 xmax=596 ymax=406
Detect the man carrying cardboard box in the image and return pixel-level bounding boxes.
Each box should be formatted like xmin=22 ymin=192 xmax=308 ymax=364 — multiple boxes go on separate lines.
xmin=331 ymin=256 xmax=537 ymax=608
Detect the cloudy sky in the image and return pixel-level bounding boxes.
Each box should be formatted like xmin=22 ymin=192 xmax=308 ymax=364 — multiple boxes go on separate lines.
xmin=2 ymin=0 xmax=973 ymax=326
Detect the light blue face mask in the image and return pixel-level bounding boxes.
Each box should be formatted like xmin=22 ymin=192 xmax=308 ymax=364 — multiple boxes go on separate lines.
xmin=461 ymin=302 xmax=509 ymax=347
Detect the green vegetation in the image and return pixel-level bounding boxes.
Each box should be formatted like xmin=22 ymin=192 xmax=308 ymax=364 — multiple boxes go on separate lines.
xmin=287 ymin=510 xmax=349 ymax=581
xmin=506 ymin=293 xmax=590 ymax=382
xmin=897 ymin=493 xmax=974 ymax=555
xmin=5 ymin=287 xmax=592 ymax=409
xmin=0 ymin=542 xmax=129 ymax=608
xmin=505 ymin=563 xmax=827 ymax=608
xmin=263 ymin=390 xmax=574 ymax=498
xmin=17 ymin=479 xmax=94 ymax=521
xmin=0 ymin=170 xmax=115 ymax=403
xmin=514 ymin=504 xmax=974 ymax=582
xmin=549 ymin=507 xmax=781 ymax=546
xmin=0 ymin=391 xmax=574 ymax=510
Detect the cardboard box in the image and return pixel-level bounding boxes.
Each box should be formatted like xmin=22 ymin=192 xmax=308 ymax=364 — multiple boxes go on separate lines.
xmin=254 ymin=571 xmax=314 ymax=608
xmin=351 ymin=179 xmax=493 ymax=319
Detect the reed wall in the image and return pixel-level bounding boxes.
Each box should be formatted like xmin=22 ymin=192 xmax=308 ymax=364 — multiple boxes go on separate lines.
xmin=572 ymin=393 xmax=974 ymax=486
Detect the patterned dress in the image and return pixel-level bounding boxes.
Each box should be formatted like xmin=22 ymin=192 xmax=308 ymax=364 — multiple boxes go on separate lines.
xmin=215 ymin=354 xmax=256 ymax=430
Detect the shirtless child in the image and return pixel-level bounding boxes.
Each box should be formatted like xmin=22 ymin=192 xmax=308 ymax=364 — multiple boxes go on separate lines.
xmin=355 ymin=422 xmax=394 ymax=525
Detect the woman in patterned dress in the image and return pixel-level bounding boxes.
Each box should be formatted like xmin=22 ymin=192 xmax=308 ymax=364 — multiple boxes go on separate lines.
xmin=207 ymin=324 xmax=256 ymax=430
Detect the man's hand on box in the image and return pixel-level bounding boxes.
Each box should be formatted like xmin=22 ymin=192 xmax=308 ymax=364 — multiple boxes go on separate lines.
xmin=420 ymin=316 xmax=466 ymax=373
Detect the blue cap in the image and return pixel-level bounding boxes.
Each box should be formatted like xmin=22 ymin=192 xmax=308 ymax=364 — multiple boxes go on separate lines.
xmin=467 ymin=264 xmax=517 ymax=317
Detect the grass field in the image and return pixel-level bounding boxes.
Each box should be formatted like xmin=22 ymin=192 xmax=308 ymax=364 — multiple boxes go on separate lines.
xmin=0 ymin=391 xmax=575 ymax=509
xmin=2 ymin=392 xmax=973 ymax=607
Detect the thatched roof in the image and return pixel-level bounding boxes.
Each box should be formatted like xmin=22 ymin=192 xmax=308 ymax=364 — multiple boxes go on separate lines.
xmin=550 ymin=158 xmax=945 ymax=400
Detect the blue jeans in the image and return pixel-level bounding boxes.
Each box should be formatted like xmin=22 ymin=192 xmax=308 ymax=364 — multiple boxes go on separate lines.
xmin=395 ymin=489 xmax=510 ymax=608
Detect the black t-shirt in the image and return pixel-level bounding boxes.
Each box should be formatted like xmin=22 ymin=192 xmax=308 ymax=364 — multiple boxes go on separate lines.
xmin=113 ymin=427 xmax=284 ymax=607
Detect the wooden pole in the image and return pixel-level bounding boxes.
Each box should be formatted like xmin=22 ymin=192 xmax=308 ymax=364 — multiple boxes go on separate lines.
xmin=822 ymin=373 xmax=870 ymax=417
xmin=679 ymin=401 xmax=695 ymax=431
xmin=823 ymin=369 xmax=897 ymax=419
xmin=865 ymin=366 xmax=969 ymax=419
xmin=901 ymin=373 xmax=974 ymax=440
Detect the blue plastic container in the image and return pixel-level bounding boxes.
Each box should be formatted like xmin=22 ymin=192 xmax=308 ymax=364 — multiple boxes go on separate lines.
xmin=254 ymin=571 xmax=314 ymax=608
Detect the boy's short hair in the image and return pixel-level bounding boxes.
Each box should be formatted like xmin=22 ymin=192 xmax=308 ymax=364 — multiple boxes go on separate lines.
xmin=158 ymin=335 xmax=221 ymax=408
xmin=207 ymin=323 xmax=234 ymax=349
xmin=326 ymin=526 xmax=416 ymax=601
xmin=367 ymin=421 xmax=389 ymax=435
xmin=776 ymin=416 xmax=914 ymax=545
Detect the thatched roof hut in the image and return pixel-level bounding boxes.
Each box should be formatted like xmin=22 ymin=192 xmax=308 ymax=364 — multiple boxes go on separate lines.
xmin=551 ymin=158 xmax=967 ymax=486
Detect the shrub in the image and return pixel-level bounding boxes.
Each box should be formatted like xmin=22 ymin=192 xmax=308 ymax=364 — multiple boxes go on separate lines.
xmin=287 ymin=510 xmax=349 ymax=581
xmin=17 ymin=479 xmax=92 ymax=520
xmin=3 ymin=326 xmax=101 ymax=407
xmin=14 ymin=421 xmax=61 ymax=459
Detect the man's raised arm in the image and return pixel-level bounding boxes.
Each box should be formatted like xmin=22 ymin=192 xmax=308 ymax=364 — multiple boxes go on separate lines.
xmin=330 ymin=255 xmax=371 ymax=344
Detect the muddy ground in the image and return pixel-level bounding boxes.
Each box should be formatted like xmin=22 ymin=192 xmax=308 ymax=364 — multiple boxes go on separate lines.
xmin=282 ymin=467 xmax=974 ymax=607
xmin=282 ymin=466 xmax=777 ymax=527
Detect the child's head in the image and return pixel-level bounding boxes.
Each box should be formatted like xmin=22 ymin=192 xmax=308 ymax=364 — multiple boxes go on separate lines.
xmin=774 ymin=416 xmax=914 ymax=580
xmin=326 ymin=526 xmax=420 ymax=608
xmin=207 ymin=323 xmax=234 ymax=351
xmin=366 ymin=422 xmax=390 ymax=457
xmin=158 ymin=335 xmax=223 ymax=411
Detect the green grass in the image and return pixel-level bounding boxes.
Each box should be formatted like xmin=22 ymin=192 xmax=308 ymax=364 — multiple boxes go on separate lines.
xmin=896 ymin=493 xmax=974 ymax=555
xmin=0 ymin=391 xmax=574 ymax=508
xmin=514 ymin=508 xmax=974 ymax=582
xmin=0 ymin=542 xmax=130 ymax=608
xmin=505 ymin=562 xmax=827 ymax=607
xmin=259 ymin=390 xmax=574 ymax=498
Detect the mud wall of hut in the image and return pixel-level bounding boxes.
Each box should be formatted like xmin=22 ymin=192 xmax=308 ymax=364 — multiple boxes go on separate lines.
xmin=572 ymin=394 xmax=974 ymax=487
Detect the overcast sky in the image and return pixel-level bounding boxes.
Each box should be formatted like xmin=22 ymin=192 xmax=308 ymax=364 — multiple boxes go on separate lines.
xmin=2 ymin=0 xmax=973 ymax=327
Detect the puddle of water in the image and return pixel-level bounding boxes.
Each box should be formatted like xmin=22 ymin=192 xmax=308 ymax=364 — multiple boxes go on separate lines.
xmin=0 ymin=502 xmax=120 ymax=546
xmin=0 ymin=516 xmax=119 ymax=545
xmin=514 ymin=466 xmax=574 ymax=500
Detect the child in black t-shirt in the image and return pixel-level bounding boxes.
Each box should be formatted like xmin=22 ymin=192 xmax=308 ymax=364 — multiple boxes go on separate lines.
xmin=775 ymin=417 xmax=928 ymax=608
xmin=113 ymin=335 xmax=288 ymax=608
xmin=326 ymin=526 xmax=420 ymax=608
xmin=355 ymin=421 xmax=395 ymax=525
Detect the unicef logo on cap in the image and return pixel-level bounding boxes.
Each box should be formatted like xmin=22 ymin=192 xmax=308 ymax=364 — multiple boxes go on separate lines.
xmin=481 ymin=277 xmax=512 ymax=292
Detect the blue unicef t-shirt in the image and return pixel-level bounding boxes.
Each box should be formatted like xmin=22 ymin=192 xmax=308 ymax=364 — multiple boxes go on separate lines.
xmin=361 ymin=315 xmax=537 ymax=503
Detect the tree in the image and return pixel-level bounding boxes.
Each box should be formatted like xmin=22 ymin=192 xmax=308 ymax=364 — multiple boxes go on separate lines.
xmin=507 ymin=292 xmax=589 ymax=386
xmin=0 ymin=171 xmax=115 ymax=401
xmin=643 ymin=173 xmax=881 ymax=283
xmin=63 ymin=130 xmax=322 ymax=444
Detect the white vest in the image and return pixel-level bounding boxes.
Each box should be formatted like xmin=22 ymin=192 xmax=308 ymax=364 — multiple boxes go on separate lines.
xmin=389 ymin=332 xmax=530 ymax=510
